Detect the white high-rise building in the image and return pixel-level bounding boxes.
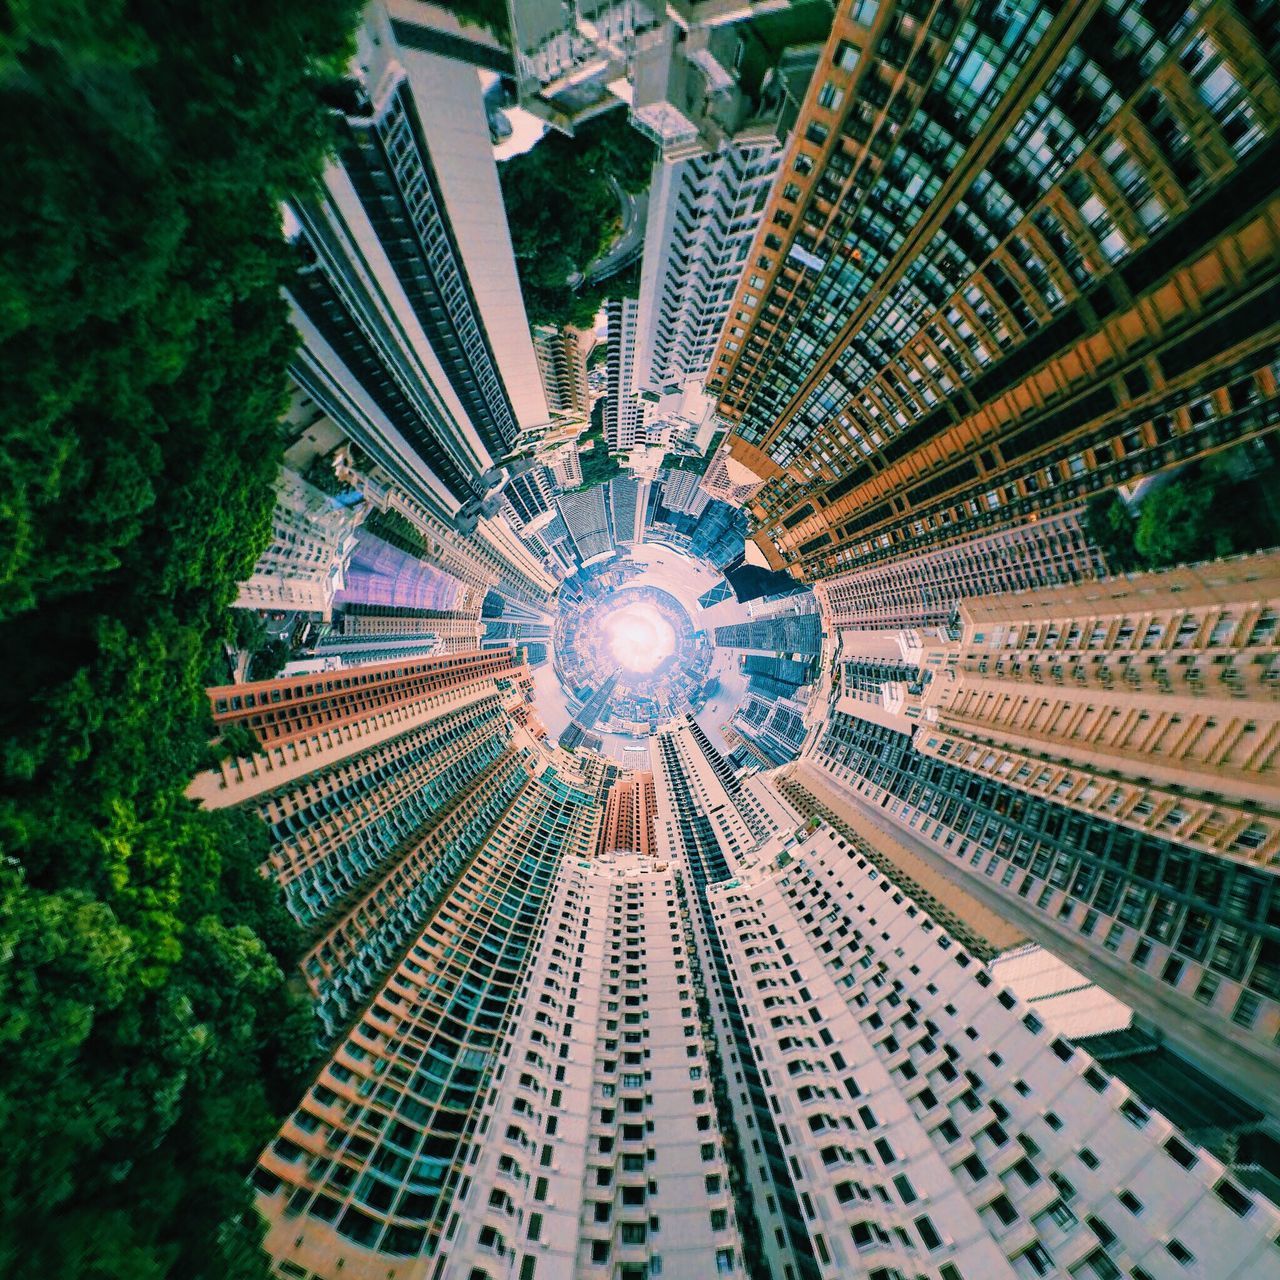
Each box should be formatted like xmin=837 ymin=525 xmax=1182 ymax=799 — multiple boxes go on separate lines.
xmin=658 ymin=468 xmax=711 ymax=518
xmin=710 ymin=818 xmax=1280 ymax=1280
xmin=605 ymin=298 xmax=643 ymax=452
xmin=235 ymin=467 xmax=363 ymax=619
xmin=557 ymin=485 xmax=614 ymax=564
xmin=446 ymin=852 xmax=743 ymax=1278
xmin=633 ymin=136 xmax=783 ymax=399
xmin=283 ymin=5 xmax=548 ymax=535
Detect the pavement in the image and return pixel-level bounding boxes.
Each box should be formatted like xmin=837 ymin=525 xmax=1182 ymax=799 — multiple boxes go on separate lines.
xmin=585 ymin=177 xmax=648 ymax=284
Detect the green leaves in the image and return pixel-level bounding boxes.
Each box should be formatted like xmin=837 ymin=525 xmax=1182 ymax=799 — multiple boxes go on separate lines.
xmin=498 ymin=112 xmax=655 ymax=328
xmin=0 ymin=0 xmax=356 ymax=1273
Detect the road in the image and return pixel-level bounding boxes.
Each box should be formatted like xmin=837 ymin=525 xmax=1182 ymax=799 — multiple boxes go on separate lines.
xmin=585 ymin=177 xmax=648 ymax=284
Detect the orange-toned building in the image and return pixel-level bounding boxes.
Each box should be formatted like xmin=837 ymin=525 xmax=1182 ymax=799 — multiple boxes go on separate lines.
xmin=705 ymin=0 xmax=1280 ymax=582
xmin=597 ymin=769 xmax=658 ymax=856
xmin=194 ymin=649 xmax=533 ymax=1032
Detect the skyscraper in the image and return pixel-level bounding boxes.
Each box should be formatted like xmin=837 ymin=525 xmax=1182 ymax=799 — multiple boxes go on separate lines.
xmin=557 ymin=486 xmax=616 ymax=565
xmin=715 ymin=609 xmax=823 ymax=655
xmin=795 ymin=549 xmax=1280 ymax=1111
xmin=598 ymin=769 xmax=658 ymax=856
xmin=609 ymin=475 xmax=645 ymax=547
xmin=252 ymin=747 xmax=604 ymax=1269
xmin=633 ymin=136 xmax=784 ymax=399
xmin=814 ymin=507 xmax=1109 ymax=631
xmin=501 ymin=466 xmax=556 ymax=532
xmin=284 ymin=8 xmax=548 ymax=534
xmin=533 ymin=323 xmax=594 ymax=419
xmin=704 ymin=0 xmax=1280 ymax=581
xmin=605 ymin=298 xmax=643 ymax=452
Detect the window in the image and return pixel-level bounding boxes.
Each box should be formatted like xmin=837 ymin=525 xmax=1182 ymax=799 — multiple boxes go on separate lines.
xmin=1087 ymin=1217 xmax=1116 ymax=1248
xmin=1117 ymin=1190 xmax=1142 ymax=1215
xmin=834 ymin=41 xmax=860 ymax=72
xmin=1079 ymin=1148 xmax=1100 ymax=1170
xmin=910 ymin=1213 xmax=941 ymax=1251
xmin=1232 ymin=990 xmax=1261 ymax=1028
xmin=817 ymin=81 xmax=845 ymax=111
xmin=1018 ymin=1243 xmax=1054 ymax=1277
xmin=989 ymin=1194 xmax=1018 ymax=1226
xmin=1166 ymin=1239 xmax=1195 ymax=1266
xmin=1214 ymin=1179 xmax=1252 ymax=1217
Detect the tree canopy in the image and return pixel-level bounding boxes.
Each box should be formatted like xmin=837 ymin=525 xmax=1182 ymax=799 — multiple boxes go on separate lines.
xmin=499 ymin=111 xmax=654 ymax=328
xmin=0 ymin=2 xmax=361 ymax=1275
xmin=1086 ymin=445 xmax=1280 ymax=574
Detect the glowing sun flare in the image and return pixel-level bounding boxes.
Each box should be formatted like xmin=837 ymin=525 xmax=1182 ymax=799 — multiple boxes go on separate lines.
xmin=599 ymin=604 xmax=675 ymax=674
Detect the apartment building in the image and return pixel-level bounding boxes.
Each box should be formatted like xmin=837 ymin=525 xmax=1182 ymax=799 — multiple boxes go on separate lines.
xmin=533 ymin=323 xmax=593 ymax=419
xmin=605 ymin=298 xmax=643 ymax=452
xmin=235 ymin=467 xmax=364 ymax=619
xmin=253 ymin=750 xmax=603 ymax=1277
xmin=802 ymin=609 xmax=1280 ymax=1117
xmin=598 ymin=770 xmax=658 ymax=856
xmin=446 ymin=852 xmax=741 ymax=1277
xmin=816 ymin=508 xmax=1109 ymax=630
xmin=557 ymin=486 xmax=616 ymax=564
xmin=633 ymin=135 xmax=784 ymax=398
xmin=284 ymin=7 xmax=548 ymax=534
xmin=704 ymin=0 xmax=1280 ymax=581
xmin=709 ymin=818 xmax=1280 ymax=1279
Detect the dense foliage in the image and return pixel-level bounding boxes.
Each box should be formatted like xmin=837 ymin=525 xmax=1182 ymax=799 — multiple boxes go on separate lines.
xmin=440 ymin=0 xmax=510 ymax=39
xmin=500 ymin=112 xmax=654 ymax=327
xmin=0 ymin=2 xmax=360 ymax=1275
xmin=577 ymin=424 xmax=625 ymax=488
xmin=1086 ymin=443 xmax=1280 ymax=573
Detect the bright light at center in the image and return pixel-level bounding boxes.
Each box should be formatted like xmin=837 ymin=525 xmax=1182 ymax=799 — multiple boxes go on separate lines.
xmin=601 ymin=603 xmax=675 ymax=674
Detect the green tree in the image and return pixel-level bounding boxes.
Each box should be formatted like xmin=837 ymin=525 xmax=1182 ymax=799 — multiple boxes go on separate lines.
xmin=0 ymin=0 xmax=357 ymax=1274
xmin=1134 ymin=478 xmax=1234 ymax=568
xmin=232 ymin=608 xmax=270 ymax=653
xmin=1085 ymin=492 xmax=1140 ymax=572
xmin=499 ymin=114 xmax=653 ymax=327
xmin=249 ymin=638 xmax=292 ymax=681
xmin=437 ymin=0 xmax=510 ymax=38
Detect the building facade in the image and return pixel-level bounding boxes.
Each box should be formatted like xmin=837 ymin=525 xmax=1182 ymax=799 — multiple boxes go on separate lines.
xmin=800 ymin=578 xmax=1280 ymax=1118
xmin=253 ymin=749 xmax=603 ymax=1274
xmin=502 ymin=465 xmax=557 ymax=531
xmin=633 ymin=135 xmax=784 ymax=399
xmin=704 ymin=0 xmax=1280 ymax=581
xmin=816 ymin=507 xmax=1110 ymax=631
xmin=605 ymin=298 xmax=643 ymax=452
xmin=235 ymin=467 xmax=364 ymax=620
xmin=557 ymin=486 xmax=616 ymax=565
xmin=598 ymin=769 xmax=658 ymax=856
xmin=609 ymin=475 xmax=645 ymax=547
xmin=533 ymin=323 xmax=593 ymax=419
xmin=708 ymin=817 xmax=1280 ymax=1280
xmin=284 ymin=8 xmax=548 ymax=534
